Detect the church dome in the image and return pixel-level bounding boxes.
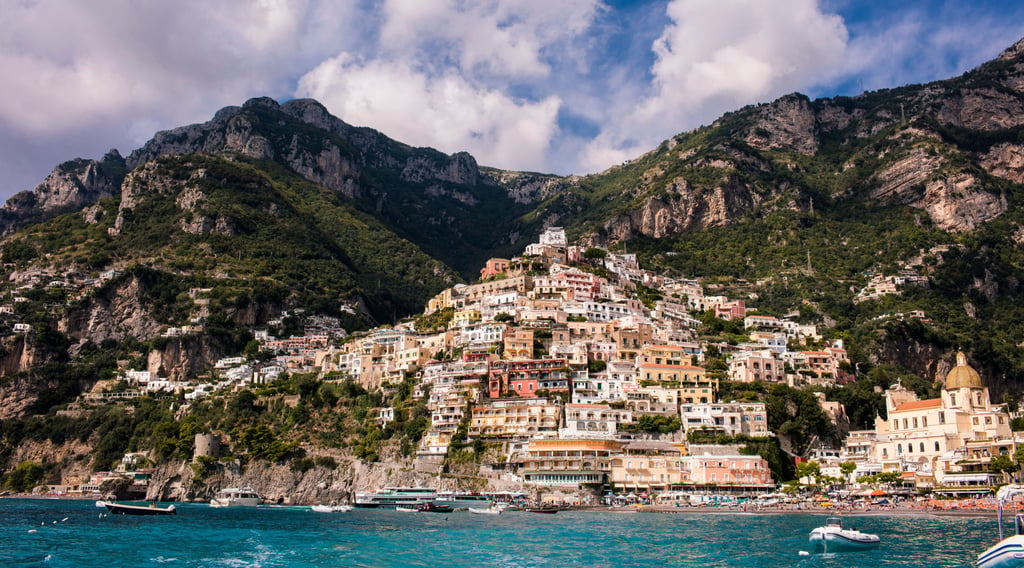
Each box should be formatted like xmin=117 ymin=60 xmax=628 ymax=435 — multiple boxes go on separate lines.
xmin=945 ymin=352 xmax=983 ymax=389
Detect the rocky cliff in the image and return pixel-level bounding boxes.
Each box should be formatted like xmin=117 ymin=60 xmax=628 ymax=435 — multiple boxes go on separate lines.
xmin=0 ymin=150 xmax=126 ymax=235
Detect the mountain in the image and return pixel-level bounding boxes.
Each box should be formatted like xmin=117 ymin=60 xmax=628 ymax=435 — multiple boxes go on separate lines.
xmin=540 ymin=38 xmax=1024 ymax=244
xmin=2 ymin=37 xmax=1024 ymax=411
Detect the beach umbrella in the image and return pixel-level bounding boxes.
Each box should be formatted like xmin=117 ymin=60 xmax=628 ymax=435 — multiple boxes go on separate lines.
xmin=870 ymin=489 xmax=886 ymax=496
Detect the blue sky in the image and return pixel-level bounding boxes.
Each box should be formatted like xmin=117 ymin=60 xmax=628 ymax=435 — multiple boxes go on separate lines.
xmin=1 ymin=0 xmax=1023 ymax=202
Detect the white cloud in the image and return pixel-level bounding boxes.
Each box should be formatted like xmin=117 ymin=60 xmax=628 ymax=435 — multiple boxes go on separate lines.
xmin=379 ymin=0 xmax=602 ymax=79
xmin=296 ymin=55 xmax=561 ymax=171
xmin=580 ymin=0 xmax=848 ymax=172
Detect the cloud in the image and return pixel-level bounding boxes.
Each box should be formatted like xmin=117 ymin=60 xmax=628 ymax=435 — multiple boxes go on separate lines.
xmin=378 ymin=0 xmax=602 ymax=80
xmin=0 ymin=0 xmax=363 ymax=194
xmin=296 ymin=54 xmax=561 ymax=171
xmin=579 ymin=0 xmax=848 ymax=172
xmin=295 ymin=0 xmax=605 ymax=171
xmin=0 ymin=0 xmax=1021 ymax=199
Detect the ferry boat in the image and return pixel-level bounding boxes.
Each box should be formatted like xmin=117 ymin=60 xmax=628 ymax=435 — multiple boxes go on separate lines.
xmin=210 ymin=487 xmax=261 ymax=507
xmin=353 ymin=487 xmax=437 ymax=508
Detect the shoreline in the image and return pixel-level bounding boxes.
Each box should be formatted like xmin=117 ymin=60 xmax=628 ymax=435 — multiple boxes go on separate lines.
xmin=2 ymin=494 xmax=1001 ymax=519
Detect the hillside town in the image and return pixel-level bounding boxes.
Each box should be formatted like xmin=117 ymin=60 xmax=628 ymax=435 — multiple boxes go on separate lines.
xmin=45 ymin=227 xmax=1020 ymax=502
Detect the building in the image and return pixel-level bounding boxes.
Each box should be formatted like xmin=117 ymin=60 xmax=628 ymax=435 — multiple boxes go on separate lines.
xmin=728 ymin=350 xmax=783 ymax=383
xmin=872 ymin=352 xmax=1013 ymax=485
xmin=609 ymin=440 xmax=689 ymax=494
xmin=680 ymin=402 xmax=769 ymax=437
xmin=520 ymin=438 xmax=620 ymax=488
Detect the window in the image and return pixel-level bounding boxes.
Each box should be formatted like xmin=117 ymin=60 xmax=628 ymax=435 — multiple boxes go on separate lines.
xmin=897 ymin=444 xmax=903 ymax=454
xmin=935 ymin=442 xmax=940 ymax=451
xmin=920 ymin=443 xmax=925 ymax=452
xmin=939 ymin=412 xmax=945 ymax=424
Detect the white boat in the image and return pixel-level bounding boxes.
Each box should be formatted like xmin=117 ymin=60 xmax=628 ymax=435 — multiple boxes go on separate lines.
xmin=353 ymin=487 xmax=437 ymax=508
xmin=978 ymin=532 xmax=1024 ymax=568
xmin=468 ymin=506 xmax=502 ymax=515
xmin=98 ymin=500 xmax=177 ymax=516
xmin=311 ymin=504 xmax=353 ymax=513
xmin=395 ymin=506 xmax=420 ymax=513
xmin=808 ymin=517 xmax=880 ymax=551
xmin=210 ymin=487 xmax=261 ymax=507
xmin=434 ymin=491 xmax=493 ymax=510
xmin=978 ymin=486 xmax=1024 ymax=568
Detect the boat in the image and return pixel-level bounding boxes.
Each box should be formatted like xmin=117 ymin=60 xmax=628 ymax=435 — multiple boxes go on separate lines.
xmin=978 ymin=486 xmax=1024 ymax=568
xmin=468 ymin=506 xmax=502 ymax=515
xmin=419 ymin=502 xmax=455 ymax=513
xmin=99 ymin=500 xmax=177 ymax=516
xmin=395 ymin=506 xmax=420 ymax=513
xmin=808 ymin=517 xmax=880 ymax=551
xmin=311 ymin=504 xmax=353 ymax=513
xmin=353 ymin=486 xmax=437 ymax=508
xmin=434 ymin=491 xmax=493 ymax=510
xmin=523 ymin=506 xmax=560 ymax=514
xmin=210 ymin=487 xmax=261 ymax=507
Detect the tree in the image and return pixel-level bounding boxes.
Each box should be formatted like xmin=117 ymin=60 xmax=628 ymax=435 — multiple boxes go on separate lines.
xmin=838 ymin=461 xmax=857 ymax=485
xmin=990 ymin=454 xmax=1017 ymax=477
xmin=795 ymin=460 xmax=821 ymax=485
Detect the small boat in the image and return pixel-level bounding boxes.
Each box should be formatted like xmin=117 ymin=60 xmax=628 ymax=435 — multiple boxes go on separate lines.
xmin=395 ymin=506 xmax=420 ymax=513
xmin=311 ymin=504 xmax=353 ymax=513
xmin=808 ymin=517 xmax=879 ymax=551
xmin=99 ymin=501 xmax=177 ymax=516
xmin=978 ymin=486 xmax=1024 ymax=568
xmin=210 ymin=487 xmax=261 ymax=507
xmin=524 ymin=506 xmax=560 ymax=514
xmin=468 ymin=506 xmax=502 ymax=515
xmin=419 ymin=503 xmax=455 ymax=513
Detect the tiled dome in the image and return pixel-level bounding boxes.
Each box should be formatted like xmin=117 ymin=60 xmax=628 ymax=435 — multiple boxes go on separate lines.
xmin=946 ymin=352 xmax=983 ymax=389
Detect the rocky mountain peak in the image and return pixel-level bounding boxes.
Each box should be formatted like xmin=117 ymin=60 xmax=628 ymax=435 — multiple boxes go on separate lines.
xmin=998 ymin=36 xmax=1024 ymax=61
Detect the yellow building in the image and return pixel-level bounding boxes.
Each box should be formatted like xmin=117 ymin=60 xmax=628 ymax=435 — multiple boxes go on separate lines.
xmin=521 ymin=438 xmax=621 ymax=487
xmin=609 ymin=440 xmax=689 ymax=493
xmin=637 ymin=344 xmax=716 ymax=405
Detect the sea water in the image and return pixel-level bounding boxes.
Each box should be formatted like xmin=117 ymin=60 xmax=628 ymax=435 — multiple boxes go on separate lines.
xmin=0 ymin=498 xmax=992 ymax=567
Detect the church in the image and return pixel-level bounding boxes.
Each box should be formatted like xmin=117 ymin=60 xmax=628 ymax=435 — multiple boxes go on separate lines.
xmin=868 ymin=352 xmax=1014 ymax=488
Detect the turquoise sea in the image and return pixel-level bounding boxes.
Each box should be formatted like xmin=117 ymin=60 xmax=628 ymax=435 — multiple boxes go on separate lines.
xmin=0 ymin=498 xmax=996 ymax=567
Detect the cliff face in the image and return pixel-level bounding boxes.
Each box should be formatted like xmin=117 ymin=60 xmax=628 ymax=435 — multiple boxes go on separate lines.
xmin=126 ymin=97 xmax=484 ymax=203
xmin=546 ymin=39 xmax=1024 ymax=243
xmin=0 ymin=151 xmax=126 ymax=234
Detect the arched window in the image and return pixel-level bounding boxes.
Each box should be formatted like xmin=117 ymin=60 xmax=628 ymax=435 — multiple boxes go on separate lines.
xmin=935 ymin=441 xmax=940 ymax=451
xmin=897 ymin=444 xmax=903 ymax=454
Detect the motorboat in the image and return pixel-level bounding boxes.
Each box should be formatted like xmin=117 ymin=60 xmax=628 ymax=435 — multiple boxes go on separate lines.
xmin=978 ymin=528 xmax=1024 ymax=568
xmin=311 ymin=504 xmax=353 ymax=513
xmin=210 ymin=487 xmax=261 ymax=507
xmin=99 ymin=500 xmax=177 ymax=516
xmin=523 ymin=506 xmax=560 ymax=514
xmin=353 ymin=486 xmax=437 ymax=508
xmin=978 ymin=486 xmax=1024 ymax=568
xmin=808 ymin=517 xmax=880 ymax=551
xmin=419 ymin=502 xmax=455 ymax=513
xmin=468 ymin=506 xmax=502 ymax=515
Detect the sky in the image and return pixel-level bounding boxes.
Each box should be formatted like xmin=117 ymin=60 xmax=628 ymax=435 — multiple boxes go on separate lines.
xmin=2 ymin=0 xmax=1023 ymax=203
